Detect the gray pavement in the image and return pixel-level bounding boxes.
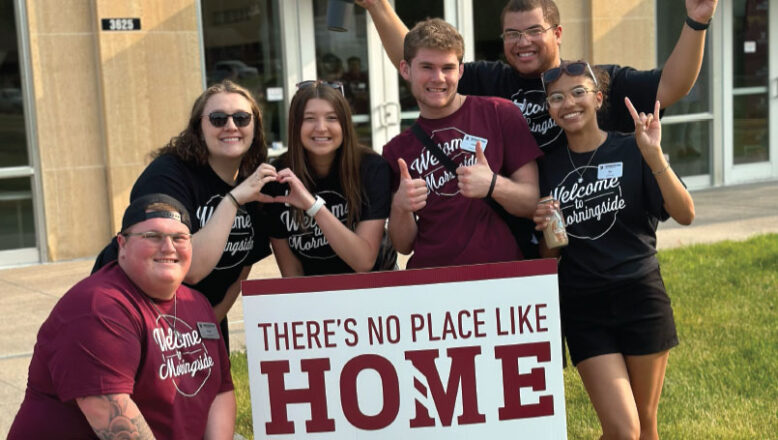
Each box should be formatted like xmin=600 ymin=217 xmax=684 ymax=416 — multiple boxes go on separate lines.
xmin=1 ymin=180 xmax=777 ymax=436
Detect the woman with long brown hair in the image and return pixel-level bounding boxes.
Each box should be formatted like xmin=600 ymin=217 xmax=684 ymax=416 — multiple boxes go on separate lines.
xmin=265 ymin=80 xmax=394 ymax=275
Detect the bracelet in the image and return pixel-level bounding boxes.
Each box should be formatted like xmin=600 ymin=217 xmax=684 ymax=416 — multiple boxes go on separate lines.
xmin=226 ymin=191 xmax=240 ymax=208
xmin=306 ymin=195 xmax=326 ymax=217
xmin=685 ymin=15 xmax=710 ymax=31
xmin=653 ymin=163 xmax=671 ymax=177
xmin=484 ymin=172 xmax=498 ymax=199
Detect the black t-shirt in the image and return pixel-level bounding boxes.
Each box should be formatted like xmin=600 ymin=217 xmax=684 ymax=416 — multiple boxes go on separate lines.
xmin=538 ymin=132 xmax=669 ymax=290
xmin=93 ymin=154 xmax=272 ymax=306
xmin=458 ymin=60 xmax=662 ymax=151
xmin=267 ymin=152 xmax=391 ymax=275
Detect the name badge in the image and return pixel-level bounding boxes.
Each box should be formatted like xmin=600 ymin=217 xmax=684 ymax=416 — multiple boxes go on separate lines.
xmin=597 ymin=162 xmax=623 ymax=179
xmin=197 ymin=322 xmax=220 ymax=340
xmin=461 ymin=134 xmax=488 ymax=153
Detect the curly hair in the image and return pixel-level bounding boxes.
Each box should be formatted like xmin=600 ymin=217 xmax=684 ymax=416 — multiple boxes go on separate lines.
xmin=153 ymin=80 xmax=267 ymax=179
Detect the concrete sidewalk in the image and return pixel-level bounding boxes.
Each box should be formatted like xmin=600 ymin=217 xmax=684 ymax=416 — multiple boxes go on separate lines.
xmin=1 ymin=180 xmax=777 ymax=436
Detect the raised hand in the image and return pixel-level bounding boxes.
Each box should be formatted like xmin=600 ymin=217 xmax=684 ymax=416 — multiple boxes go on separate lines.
xmin=686 ymin=0 xmax=717 ymax=23
xmin=393 ymin=158 xmax=427 ymax=213
xmin=272 ymin=168 xmax=316 ymax=211
xmin=625 ymin=97 xmax=667 ymax=172
xmin=456 ymin=142 xmax=494 ymax=199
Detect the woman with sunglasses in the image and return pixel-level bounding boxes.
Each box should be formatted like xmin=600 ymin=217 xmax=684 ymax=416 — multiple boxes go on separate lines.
xmin=534 ymin=61 xmax=695 ymax=439
xmin=264 ymin=80 xmax=394 ymax=276
xmin=93 ymin=80 xmax=279 ymax=350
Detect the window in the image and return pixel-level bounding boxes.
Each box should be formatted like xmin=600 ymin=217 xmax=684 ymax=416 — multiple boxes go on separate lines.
xmin=657 ymin=1 xmax=713 ymax=176
xmin=0 ymin=0 xmax=35 ymax=252
xmin=201 ymin=0 xmax=285 ymax=149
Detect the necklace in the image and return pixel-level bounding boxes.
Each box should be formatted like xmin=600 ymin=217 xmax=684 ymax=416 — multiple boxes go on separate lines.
xmin=566 ymin=144 xmax=600 ymax=183
xmin=148 ymin=292 xmax=180 ymax=359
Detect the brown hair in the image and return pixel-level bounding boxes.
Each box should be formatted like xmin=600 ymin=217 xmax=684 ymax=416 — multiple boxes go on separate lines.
xmin=500 ymin=0 xmax=560 ymax=29
xmin=285 ymin=82 xmax=374 ymax=228
xmin=153 ymin=80 xmax=267 ymax=179
xmin=403 ymin=18 xmax=465 ymax=63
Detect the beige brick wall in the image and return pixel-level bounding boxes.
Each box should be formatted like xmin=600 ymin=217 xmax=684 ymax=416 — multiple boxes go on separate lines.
xmin=558 ymin=0 xmax=655 ymax=69
xmin=26 ymin=0 xmax=203 ymax=261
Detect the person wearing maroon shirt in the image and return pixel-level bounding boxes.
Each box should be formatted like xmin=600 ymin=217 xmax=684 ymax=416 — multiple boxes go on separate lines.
xmin=382 ymin=18 xmax=541 ymax=268
xmin=9 ymin=194 xmax=235 ymax=440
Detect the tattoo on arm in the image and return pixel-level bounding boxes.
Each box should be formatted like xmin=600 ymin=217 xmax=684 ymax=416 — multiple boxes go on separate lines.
xmin=91 ymin=394 xmax=156 ymax=440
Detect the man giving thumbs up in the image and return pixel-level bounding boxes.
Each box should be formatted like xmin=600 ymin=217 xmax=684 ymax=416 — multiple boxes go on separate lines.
xmin=382 ymin=18 xmax=542 ymax=269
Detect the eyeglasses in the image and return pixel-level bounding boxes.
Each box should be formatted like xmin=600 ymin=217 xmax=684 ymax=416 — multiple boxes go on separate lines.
xmin=541 ymin=61 xmax=598 ymax=91
xmin=501 ymin=25 xmax=557 ymax=43
xmin=546 ymin=86 xmax=597 ymax=107
xmin=296 ymin=80 xmax=345 ymax=96
xmin=122 ymin=231 xmax=192 ymax=246
xmin=203 ymin=111 xmax=253 ymax=128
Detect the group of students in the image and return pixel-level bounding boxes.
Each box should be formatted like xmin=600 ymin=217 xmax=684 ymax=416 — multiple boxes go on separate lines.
xmin=10 ymin=0 xmax=716 ymax=438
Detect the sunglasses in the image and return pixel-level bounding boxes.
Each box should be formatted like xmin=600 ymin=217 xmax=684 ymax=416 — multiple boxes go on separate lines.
xmin=204 ymin=111 xmax=253 ymax=128
xmin=541 ymin=61 xmax=598 ymax=91
xmin=296 ymin=80 xmax=345 ymax=96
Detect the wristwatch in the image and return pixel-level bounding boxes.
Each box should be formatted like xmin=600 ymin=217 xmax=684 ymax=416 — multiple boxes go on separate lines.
xmin=306 ymin=195 xmax=326 ymax=217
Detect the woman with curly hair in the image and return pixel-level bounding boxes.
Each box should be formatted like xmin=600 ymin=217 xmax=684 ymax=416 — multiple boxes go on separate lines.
xmin=93 ymin=80 xmax=279 ymax=349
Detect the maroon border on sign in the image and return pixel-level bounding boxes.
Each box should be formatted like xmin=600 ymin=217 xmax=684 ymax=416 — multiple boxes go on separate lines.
xmin=243 ymin=259 xmax=557 ymax=296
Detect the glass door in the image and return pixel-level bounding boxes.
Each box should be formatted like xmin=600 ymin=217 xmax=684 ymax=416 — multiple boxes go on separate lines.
xmin=394 ymin=0 xmax=445 ymax=132
xmin=656 ymin=0 xmax=715 ymax=189
xmin=726 ymin=0 xmax=778 ymax=183
xmin=288 ymin=0 xmax=454 ymax=152
xmin=309 ymin=0 xmax=377 ymax=148
xmin=200 ymin=0 xmax=286 ymax=155
xmin=0 ymin=0 xmax=39 ymax=266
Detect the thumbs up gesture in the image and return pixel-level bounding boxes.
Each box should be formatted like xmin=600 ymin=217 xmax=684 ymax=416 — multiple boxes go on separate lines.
xmin=393 ymin=158 xmax=428 ymax=213
xmin=456 ymin=142 xmax=494 ymax=199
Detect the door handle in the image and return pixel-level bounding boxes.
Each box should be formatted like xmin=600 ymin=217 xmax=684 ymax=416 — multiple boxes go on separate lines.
xmin=383 ymin=102 xmax=401 ymax=127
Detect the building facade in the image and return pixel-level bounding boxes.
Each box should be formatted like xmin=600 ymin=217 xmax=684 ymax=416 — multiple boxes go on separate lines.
xmin=1 ymin=0 xmax=776 ymax=267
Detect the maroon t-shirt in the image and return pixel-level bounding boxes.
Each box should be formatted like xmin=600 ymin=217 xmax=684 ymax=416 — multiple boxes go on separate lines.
xmin=8 ymin=262 xmax=233 ymax=439
xmin=383 ymin=95 xmax=541 ymax=268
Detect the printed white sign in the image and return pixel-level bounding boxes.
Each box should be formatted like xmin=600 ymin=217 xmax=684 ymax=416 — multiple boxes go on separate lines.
xmin=242 ymin=260 xmax=567 ymax=439
xmin=267 ymin=87 xmax=284 ymax=102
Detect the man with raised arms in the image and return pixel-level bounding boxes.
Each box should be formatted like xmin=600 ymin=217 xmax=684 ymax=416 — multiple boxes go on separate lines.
xmin=357 ymin=0 xmax=718 ymax=151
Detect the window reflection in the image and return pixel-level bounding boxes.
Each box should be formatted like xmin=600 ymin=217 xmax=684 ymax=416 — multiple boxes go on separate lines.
xmin=313 ymin=0 xmax=373 ymax=147
xmin=733 ymin=0 xmax=768 ymax=88
xmin=658 ymin=0 xmax=711 ymax=115
xmin=662 ymin=121 xmax=711 ymax=176
xmin=657 ymin=0 xmax=713 ymax=176
xmin=201 ymin=0 xmax=285 ymax=148
xmin=0 ymin=0 xmax=29 ymax=168
xmin=733 ymin=0 xmax=769 ymax=165
xmin=396 ymin=0 xmax=444 ymax=114
xmin=0 ymin=177 xmax=35 ymax=251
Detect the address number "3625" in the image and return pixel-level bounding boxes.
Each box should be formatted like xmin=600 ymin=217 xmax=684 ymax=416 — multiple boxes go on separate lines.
xmin=101 ymin=18 xmax=141 ymax=32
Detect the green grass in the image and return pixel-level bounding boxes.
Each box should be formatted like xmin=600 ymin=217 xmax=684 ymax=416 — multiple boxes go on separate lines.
xmin=230 ymin=234 xmax=778 ymax=439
